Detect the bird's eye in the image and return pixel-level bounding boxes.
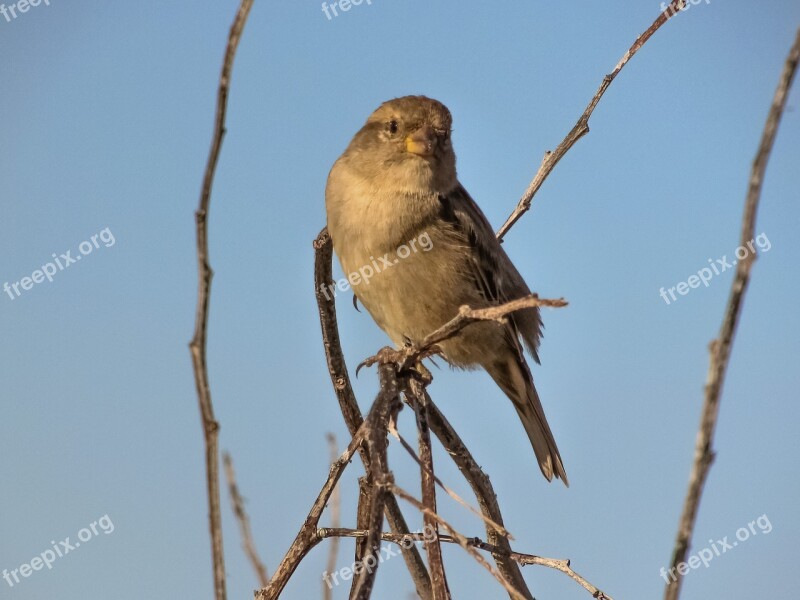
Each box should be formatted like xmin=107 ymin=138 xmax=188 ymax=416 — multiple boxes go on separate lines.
xmin=387 ymin=120 xmax=399 ymax=135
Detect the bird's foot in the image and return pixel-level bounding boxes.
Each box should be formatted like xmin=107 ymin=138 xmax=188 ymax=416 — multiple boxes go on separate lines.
xmin=355 ymin=346 xmax=405 ymax=377
xmin=356 ymin=345 xmax=441 ymax=382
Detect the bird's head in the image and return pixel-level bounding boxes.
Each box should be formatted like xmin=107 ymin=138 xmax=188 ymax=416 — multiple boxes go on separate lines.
xmin=345 ymin=95 xmax=457 ymax=194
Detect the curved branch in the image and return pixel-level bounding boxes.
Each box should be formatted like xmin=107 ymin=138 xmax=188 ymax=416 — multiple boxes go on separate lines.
xmin=313 ymin=229 xmax=433 ymax=600
xmin=664 ymin=26 xmax=800 ymax=600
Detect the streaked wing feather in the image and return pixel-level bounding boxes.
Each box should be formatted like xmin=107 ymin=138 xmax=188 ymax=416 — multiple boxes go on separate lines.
xmin=439 ymin=185 xmax=543 ymax=362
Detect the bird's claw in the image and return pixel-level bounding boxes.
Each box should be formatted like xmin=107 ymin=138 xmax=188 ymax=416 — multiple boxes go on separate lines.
xmin=356 ymin=345 xmax=442 ymax=383
xmin=410 ymin=361 xmax=433 ymax=385
xmin=355 ymin=346 xmax=405 ymax=377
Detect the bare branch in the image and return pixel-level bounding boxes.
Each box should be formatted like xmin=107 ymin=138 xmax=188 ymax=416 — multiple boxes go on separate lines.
xmin=351 ymin=364 xmax=402 ymax=600
xmin=359 ymin=295 xmax=567 ymax=375
xmin=496 ymin=0 xmax=687 ymax=240
xmin=350 ymin=476 xmax=372 ymax=600
xmin=223 ymin=452 xmax=269 ymax=587
xmin=318 ymin=528 xmax=613 ymax=600
xmin=470 ymin=539 xmax=614 ymax=600
xmin=259 ymin=364 xmax=403 ymax=600
xmin=189 ymin=2 xmax=254 ymax=599
xmin=415 ymin=297 xmax=567 ymax=357
xmin=423 ymin=393 xmax=534 ymax=600
xmin=388 ymin=408 xmax=510 ymax=538
xmin=324 ymin=434 xmax=341 ymax=600
xmin=390 ymin=484 xmax=528 ymax=600
xmin=256 ymin=419 xmax=371 ymax=599
xmin=664 ymin=26 xmax=800 ymax=600
xmin=408 ymin=382 xmax=451 ymax=599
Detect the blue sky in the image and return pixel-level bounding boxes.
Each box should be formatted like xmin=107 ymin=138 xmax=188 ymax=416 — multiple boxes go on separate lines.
xmin=1 ymin=1 xmax=798 ymax=599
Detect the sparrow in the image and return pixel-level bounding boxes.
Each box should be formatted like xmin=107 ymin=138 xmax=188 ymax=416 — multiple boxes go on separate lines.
xmin=325 ymin=95 xmax=567 ymax=485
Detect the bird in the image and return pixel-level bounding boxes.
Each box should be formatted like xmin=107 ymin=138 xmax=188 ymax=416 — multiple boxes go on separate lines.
xmin=325 ymin=95 xmax=568 ymax=485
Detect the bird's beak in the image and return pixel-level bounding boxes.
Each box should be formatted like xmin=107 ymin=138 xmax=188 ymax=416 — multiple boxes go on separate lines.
xmin=405 ymin=125 xmax=436 ymax=157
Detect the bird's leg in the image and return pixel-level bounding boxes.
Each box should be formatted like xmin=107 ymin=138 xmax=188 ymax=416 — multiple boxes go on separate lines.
xmin=409 ymin=361 xmax=433 ymax=386
xmin=399 ymin=344 xmax=442 ymax=372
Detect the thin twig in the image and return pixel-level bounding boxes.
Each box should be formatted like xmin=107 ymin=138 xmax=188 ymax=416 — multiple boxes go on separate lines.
xmin=664 ymin=26 xmax=800 ymax=600
xmin=388 ymin=407 xmax=510 ymax=538
xmin=318 ymin=528 xmax=614 ymax=600
xmin=408 ymin=381 xmax=451 ymax=599
xmin=350 ymin=476 xmax=372 ymax=600
xmin=314 ymin=228 xmax=433 ymax=600
xmin=189 ymin=2 xmax=254 ymax=599
xmin=415 ymin=297 xmax=567 ymax=360
xmin=359 ymin=296 xmax=567 ymax=374
xmin=351 ymin=364 xmax=402 ymax=600
xmin=496 ymin=0 xmax=687 ymax=241
xmin=470 ymin=540 xmax=614 ymax=600
xmin=390 ymin=484 xmax=527 ymax=600
xmin=324 ymin=434 xmax=341 ymax=600
xmin=257 ymin=419 xmax=372 ymax=599
xmin=319 ymin=527 xmax=435 ymax=544
xmin=258 ymin=366 xmax=403 ymax=600
xmin=423 ymin=391 xmax=534 ymax=600
xmin=223 ymin=452 xmax=269 ymax=587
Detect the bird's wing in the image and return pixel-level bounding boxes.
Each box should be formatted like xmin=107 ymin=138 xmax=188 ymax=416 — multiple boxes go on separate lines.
xmin=438 ymin=184 xmax=543 ymax=363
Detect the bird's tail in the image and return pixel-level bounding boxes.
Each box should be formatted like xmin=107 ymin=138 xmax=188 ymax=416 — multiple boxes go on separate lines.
xmin=485 ymin=354 xmax=568 ymax=486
